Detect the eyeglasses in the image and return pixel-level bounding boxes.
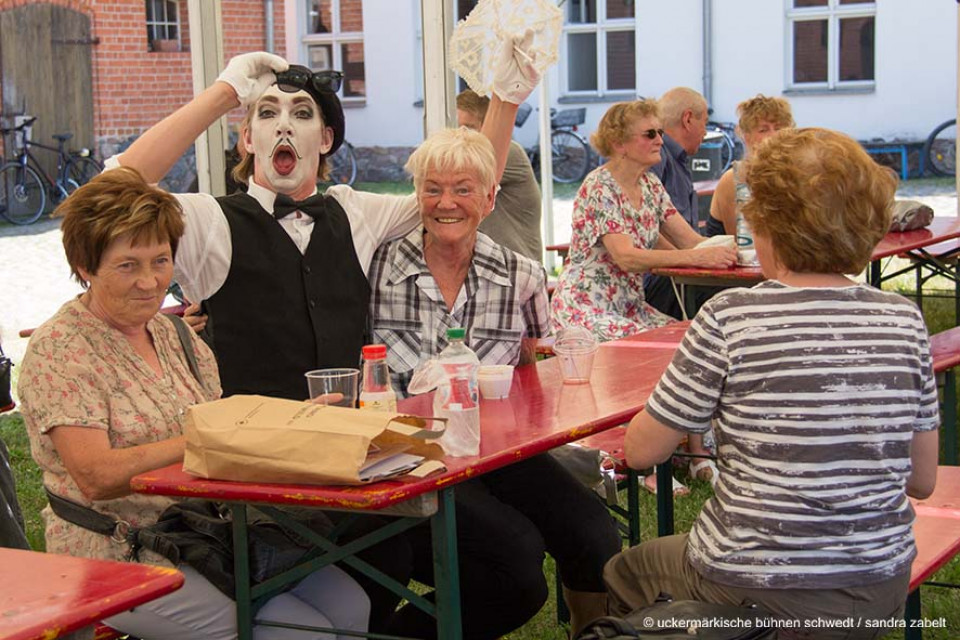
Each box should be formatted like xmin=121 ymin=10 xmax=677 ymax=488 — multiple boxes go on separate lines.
xmin=275 ymin=69 xmax=343 ymax=95
xmin=638 ymin=128 xmax=665 ymax=140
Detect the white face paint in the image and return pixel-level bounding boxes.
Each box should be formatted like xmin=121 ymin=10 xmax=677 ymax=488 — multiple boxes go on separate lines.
xmin=244 ymin=85 xmax=334 ymax=199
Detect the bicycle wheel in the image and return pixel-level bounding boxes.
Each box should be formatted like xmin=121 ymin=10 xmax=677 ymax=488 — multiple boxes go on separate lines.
xmin=551 ymin=130 xmax=590 ymax=183
xmin=321 ymin=143 xmax=358 ymax=186
xmin=67 ymin=156 xmax=103 ymax=186
xmin=706 ymin=126 xmax=736 ymax=174
xmin=0 ymin=164 xmax=46 ymax=225
xmin=924 ymin=119 xmax=956 ymax=177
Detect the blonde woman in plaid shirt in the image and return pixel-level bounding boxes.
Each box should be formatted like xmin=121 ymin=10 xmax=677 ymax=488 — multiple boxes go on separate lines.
xmin=368 ymin=127 xmax=621 ymax=639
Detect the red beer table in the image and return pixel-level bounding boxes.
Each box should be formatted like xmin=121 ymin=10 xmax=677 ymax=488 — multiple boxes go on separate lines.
xmin=0 ymin=548 xmax=183 ymax=640
xmin=654 ymin=217 xmax=960 ymax=317
xmin=132 ymin=324 xmax=685 ymax=640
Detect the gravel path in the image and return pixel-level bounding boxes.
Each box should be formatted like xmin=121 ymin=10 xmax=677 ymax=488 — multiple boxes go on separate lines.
xmin=1 ymin=182 xmax=956 ymax=397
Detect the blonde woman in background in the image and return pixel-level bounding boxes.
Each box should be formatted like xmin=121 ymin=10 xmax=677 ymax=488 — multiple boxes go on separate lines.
xmin=707 ymin=95 xmax=794 ymax=237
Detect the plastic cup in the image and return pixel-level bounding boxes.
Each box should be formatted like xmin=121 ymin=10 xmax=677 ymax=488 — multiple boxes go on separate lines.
xmin=305 ymin=368 xmax=360 ymax=407
xmin=553 ymin=328 xmax=599 ymax=384
xmin=477 ymin=365 xmax=514 ymax=399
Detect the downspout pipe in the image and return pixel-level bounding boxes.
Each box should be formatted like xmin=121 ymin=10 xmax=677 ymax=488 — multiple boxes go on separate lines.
xmin=702 ymin=0 xmax=713 ymax=108
xmin=265 ymin=0 xmax=275 ymax=53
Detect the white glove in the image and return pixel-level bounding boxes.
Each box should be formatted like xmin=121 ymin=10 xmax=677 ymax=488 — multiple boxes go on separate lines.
xmin=492 ymin=29 xmax=540 ymax=105
xmin=217 ymin=52 xmax=289 ymax=108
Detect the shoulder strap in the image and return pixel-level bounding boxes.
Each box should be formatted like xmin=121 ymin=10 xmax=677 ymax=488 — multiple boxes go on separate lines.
xmin=165 ymin=313 xmax=206 ymax=392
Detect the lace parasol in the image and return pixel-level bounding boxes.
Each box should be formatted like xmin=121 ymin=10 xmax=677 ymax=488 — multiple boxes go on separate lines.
xmin=449 ymin=0 xmax=563 ymax=97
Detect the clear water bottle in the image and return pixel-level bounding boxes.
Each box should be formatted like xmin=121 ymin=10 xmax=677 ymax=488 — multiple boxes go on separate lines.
xmin=433 ymin=327 xmax=480 ymax=457
xmin=359 ymin=344 xmax=397 ymax=412
xmin=735 ymin=210 xmax=758 ymax=266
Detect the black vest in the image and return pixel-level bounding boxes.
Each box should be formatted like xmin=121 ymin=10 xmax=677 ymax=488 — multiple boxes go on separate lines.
xmin=206 ymin=192 xmax=370 ymax=400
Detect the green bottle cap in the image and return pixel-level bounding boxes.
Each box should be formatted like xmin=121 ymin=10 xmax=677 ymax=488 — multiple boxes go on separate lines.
xmin=446 ymin=327 xmax=466 ymax=340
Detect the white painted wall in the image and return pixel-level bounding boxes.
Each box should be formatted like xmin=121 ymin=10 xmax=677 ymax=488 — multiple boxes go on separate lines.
xmin=286 ymin=0 xmax=425 ymax=147
xmin=285 ymin=0 xmax=957 ymax=148
xmin=710 ymin=0 xmax=956 ymax=141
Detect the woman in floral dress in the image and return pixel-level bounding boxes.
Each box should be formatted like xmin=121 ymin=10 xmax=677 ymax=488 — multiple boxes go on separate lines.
xmin=551 ymin=99 xmax=736 ymax=342
xmin=551 ymin=100 xmax=736 ymax=494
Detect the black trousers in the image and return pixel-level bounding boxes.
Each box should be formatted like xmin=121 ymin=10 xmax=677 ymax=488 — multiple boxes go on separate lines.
xmin=385 ymin=453 xmax=621 ymax=640
xmin=642 ymin=274 xmax=684 ymax=320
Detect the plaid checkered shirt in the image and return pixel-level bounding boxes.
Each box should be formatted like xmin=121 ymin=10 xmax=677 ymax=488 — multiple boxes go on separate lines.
xmin=368 ymin=227 xmax=550 ymax=396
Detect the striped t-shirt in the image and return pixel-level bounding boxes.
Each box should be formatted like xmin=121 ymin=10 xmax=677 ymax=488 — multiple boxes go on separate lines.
xmin=646 ymin=280 xmax=939 ymax=589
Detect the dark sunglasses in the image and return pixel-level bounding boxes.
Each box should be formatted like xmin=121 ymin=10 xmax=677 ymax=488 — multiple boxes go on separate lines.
xmin=639 ymin=128 xmax=665 ymax=140
xmin=275 ymin=69 xmax=343 ymax=95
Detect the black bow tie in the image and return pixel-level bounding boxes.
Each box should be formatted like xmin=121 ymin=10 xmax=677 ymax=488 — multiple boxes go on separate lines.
xmin=272 ymin=193 xmax=325 ymax=220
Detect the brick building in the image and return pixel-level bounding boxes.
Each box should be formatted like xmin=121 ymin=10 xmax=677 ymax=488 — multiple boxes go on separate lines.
xmin=0 ymin=0 xmax=286 ymax=189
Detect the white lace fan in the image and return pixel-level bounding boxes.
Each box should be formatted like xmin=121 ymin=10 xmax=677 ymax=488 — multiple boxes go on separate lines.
xmin=449 ymin=0 xmax=563 ymax=97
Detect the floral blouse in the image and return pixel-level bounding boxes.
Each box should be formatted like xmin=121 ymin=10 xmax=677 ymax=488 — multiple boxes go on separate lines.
xmin=551 ymin=166 xmax=677 ymax=341
xmin=18 ymin=299 xmax=221 ymax=564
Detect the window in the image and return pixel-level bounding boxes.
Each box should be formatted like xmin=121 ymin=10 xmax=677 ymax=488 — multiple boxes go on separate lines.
xmin=304 ymin=0 xmax=366 ymax=101
xmin=562 ymin=0 xmax=636 ymax=97
xmin=787 ymin=0 xmax=875 ymax=89
xmin=145 ymin=0 xmax=180 ymax=52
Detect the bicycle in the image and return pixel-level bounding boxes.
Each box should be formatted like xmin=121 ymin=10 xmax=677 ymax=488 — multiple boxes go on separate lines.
xmin=319 ymin=140 xmax=358 ymax=187
xmin=0 ymin=116 xmax=103 ymax=225
xmin=704 ymin=119 xmax=743 ymax=175
xmin=517 ymin=104 xmax=591 ymax=184
xmin=924 ymin=118 xmax=956 ymax=178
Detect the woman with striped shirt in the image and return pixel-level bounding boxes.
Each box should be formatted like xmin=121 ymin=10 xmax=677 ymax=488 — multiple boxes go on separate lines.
xmin=603 ymin=128 xmax=939 ymax=638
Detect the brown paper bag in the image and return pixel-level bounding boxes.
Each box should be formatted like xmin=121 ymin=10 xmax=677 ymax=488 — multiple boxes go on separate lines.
xmin=183 ymin=395 xmax=446 ymax=485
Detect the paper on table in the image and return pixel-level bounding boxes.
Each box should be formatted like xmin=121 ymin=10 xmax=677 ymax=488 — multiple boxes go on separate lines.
xmin=360 ymin=453 xmax=427 ymax=483
xmin=696 ymin=235 xmax=735 ymax=249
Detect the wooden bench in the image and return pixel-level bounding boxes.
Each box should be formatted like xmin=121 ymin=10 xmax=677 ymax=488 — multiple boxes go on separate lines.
xmin=930 ymin=326 xmax=960 ymax=465
xmin=905 ymin=466 xmax=960 ymax=639
xmin=0 ymin=547 xmax=182 ymax=640
xmin=860 ymin=140 xmax=925 ymax=180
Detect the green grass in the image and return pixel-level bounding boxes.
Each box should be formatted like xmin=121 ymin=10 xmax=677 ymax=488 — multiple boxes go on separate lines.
xmin=3 ymin=280 xmax=959 ymax=637
xmin=0 ymin=412 xmax=45 ymax=551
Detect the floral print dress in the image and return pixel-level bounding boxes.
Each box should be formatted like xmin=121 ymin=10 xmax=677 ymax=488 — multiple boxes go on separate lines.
xmin=18 ymin=299 xmax=221 ymax=564
xmin=551 ymin=166 xmax=677 ymax=341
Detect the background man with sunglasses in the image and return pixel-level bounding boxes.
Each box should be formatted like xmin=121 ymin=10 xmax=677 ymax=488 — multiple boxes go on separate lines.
xmin=101 ymin=49 xmax=539 ymax=632
xmin=645 ymin=86 xmax=710 ymax=320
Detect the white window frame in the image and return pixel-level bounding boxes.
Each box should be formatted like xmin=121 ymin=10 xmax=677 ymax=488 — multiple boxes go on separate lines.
xmin=785 ymin=0 xmax=876 ymax=91
xmin=302 ymin=0 xmax=367 ymax=105
xmin=145 ymin=0 xmax=181 ymax=51
xmin=560 ymin=0 xmax=638 ymax=99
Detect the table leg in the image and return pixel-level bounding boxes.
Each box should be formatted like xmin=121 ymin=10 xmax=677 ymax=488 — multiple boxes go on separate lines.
xmin=870 ymin=259 xmax=882 ymax=289
xmin=627 ymin=468 xmax=641 ymax=547
xmin=231 ymin=503 xmax=254 ymax=640
xmin=432 ymin=487 xmax=462 ymax=640
xmin=903 ymin=589 xmax=922 ymax=640
xmin=655 ymin=460 xmax=675 ymax=537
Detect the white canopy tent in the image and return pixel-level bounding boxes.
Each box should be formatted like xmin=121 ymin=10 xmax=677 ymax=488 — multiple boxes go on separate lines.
xmin=187 ymin=1 xmax=958 ymax=222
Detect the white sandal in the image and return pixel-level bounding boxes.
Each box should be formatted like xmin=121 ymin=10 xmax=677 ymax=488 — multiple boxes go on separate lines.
xmin=689 ymin=459 xmax=719 ymax=487
xmin=642 ymin=473 xmax=689 ymax=497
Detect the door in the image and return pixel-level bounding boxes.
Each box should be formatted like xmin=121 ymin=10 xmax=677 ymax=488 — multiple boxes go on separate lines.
xmin=0 ymin=3 xmax=95 ymax=180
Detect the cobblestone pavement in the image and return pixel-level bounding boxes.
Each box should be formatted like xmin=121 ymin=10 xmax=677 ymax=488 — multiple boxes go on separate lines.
xmin=1 ymin=182 xmax=956 ymax=398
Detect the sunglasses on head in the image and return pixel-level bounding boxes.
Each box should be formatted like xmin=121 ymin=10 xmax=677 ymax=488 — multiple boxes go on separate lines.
xmin=274 ymin=69 xmax=343 ymax=95
xmin=639 ymin=128 xmax=665 ymax=140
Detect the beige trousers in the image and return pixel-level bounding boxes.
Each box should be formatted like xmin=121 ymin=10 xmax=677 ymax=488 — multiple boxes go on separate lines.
xmin=603 ymin=534 xmax=910 ymax=640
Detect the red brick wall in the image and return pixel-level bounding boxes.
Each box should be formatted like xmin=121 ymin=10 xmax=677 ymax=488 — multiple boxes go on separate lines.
xmin=0 ymin=0 xmax=287 ymax=154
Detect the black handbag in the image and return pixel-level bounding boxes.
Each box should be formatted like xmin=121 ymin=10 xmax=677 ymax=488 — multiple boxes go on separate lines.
xmin=575 ymin=595 xmax=777 ymax=640
xmin=0 ymin=341 xmax=12 ymax=409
